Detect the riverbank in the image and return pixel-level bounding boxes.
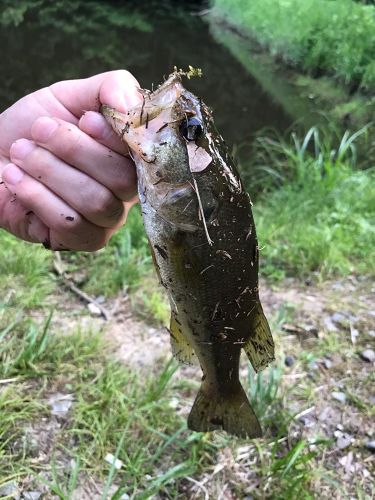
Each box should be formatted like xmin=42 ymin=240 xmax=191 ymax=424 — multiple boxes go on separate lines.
xmin=208 ymin=1 xmax=375 ymax=128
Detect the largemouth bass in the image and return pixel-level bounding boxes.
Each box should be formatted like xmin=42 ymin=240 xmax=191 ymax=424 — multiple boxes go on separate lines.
xmin=102 ymin=71 xmax=274 ymax=438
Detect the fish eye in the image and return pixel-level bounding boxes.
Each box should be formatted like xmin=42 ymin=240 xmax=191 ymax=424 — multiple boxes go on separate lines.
xmin=180 ymin=116 xmax=203 ymax=141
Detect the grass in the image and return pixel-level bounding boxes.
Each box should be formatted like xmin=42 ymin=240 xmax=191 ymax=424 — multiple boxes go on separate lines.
xmin=240 ymin=125 xmax=375 ymax=281
xmin=1 ymin=273 xmax=374 ymax=497
xmin=0 ymin=231 xmax=54 ymax=309
xmin=0 ymin=313 xmax=211 ymax=497
xmin=58 ymin=204 xmax=151 ymax=298
xmin=213 ymin=0 xmax=375 ymax=90
xmin=0 ymin=308 xmax=331 ymax=498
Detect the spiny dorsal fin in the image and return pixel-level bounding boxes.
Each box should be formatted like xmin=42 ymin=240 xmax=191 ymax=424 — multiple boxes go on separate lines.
xmin=244 ymin=303 xmax=275 ymax=372
xmin=169 ymin=314 xmax=197 ymax=365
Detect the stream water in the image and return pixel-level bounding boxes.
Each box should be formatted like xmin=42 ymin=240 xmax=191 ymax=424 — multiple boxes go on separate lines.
xmin=1 ymin=0 xmax=292 ymax=150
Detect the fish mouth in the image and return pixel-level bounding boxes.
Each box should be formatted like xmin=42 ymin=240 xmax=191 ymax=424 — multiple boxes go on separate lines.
xmin=101 ymin=72 xmax=202 ymax=135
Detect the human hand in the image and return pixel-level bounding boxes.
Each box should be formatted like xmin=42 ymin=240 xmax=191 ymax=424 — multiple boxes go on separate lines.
xmin=0 ymin=70 xmax=142 ymax=251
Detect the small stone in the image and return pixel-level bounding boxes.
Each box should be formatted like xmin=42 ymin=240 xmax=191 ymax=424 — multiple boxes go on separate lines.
xmin=0 ymin=481 xmax=19 ymax=497
xmin=337 ymin=434 xmax=352 ymax=450
xmin=309 ymin=361 xmax=319 ymax=371
xmin=360 ymin=349 xmax=375 ymax=363
xmin=350 ymin=326 xmax=359 ymax=344
xmin=120 ymin=494 xmax=130 ymax=500
xmin=104 ymin=453 xmax=123 ymax=470
xmin=169 ymin=397 xmax=179 ymax=409
xmin=48 ymin=393 xmax=74 ymax=416
xmin=299 ymin=416 xmax=314 ymax=428
xmin=368 ymin=330 xmax=375 ymax=338
xmin=365 ymin=440 xmax=375 ymax=452
xmin=362 ymin=468 xmax=370 ymax=478
xmin=284 ymin=355 xmax=295 ymax=367
xmin=96 ymin=295 xmax=106 ymax=304
xmin=323 ymin=316 xmax=338 ymax=332
xmin=337 ymin=423 xmax=344 ymax=431
xmin=88 ymin=302 xmax=102 ymax=316
xmin=23 ymin=492 xmax=42 ymax=500
xmin=332 ymin=312 xmax=348 ymax=325
xmin=323 ymin=358 xmax=333 ymax=369
xmin=331 ymin=391 xmax=346 ymax=403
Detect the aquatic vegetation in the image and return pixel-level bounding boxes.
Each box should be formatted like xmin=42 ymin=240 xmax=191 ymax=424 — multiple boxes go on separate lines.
xmin=213 ymin=0 xmax=375 ymax=90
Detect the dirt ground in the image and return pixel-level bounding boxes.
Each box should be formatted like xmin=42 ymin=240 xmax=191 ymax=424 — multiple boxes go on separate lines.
xmin=22 ymin=274 xmax=374 ymax=498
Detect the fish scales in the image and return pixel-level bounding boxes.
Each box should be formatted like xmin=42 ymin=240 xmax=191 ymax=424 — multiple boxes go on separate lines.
xmin=102 ymin=71 xmax=275 ymax=438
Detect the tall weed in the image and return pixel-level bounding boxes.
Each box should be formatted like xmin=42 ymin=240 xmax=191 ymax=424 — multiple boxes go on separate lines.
xmin=243 ymin=126 xmax=375 ymax=279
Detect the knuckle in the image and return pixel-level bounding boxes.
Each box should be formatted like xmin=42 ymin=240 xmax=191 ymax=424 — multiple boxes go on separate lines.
xmin=59 ymin=129 xmax=82 ymax=157
xmin=51 ymin=228 xmax=109 ymax=252
xmin=26 ymin=147 xmax=49 ymax=171
xmin=17 ymin=178 xmax=42 ymax=202
xmin=92 ymin=189 xmax=124 ymax=221
xmin=88 ymin=234 xmax=110 ymax=251
xmin=76 ymin=230 xmax=109 ymax=252
xmin=55 ymin=212 xmax=82 ymax=233
xmin=109 ymin=167 xmax=137 ymax=201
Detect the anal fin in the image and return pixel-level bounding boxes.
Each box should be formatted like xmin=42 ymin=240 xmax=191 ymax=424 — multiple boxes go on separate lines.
xmin=244 ymin=303 xmax=275 ymax=372
xmin=169 ymin=314 xmax=197 ymax=365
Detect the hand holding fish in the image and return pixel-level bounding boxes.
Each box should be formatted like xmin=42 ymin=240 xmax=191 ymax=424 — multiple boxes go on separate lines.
xmin=0 ymin=70 xmax=141 ymax=250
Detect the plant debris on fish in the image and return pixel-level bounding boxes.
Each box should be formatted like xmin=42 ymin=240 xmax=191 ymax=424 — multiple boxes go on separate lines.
xmin=102 ymin=70 xmax=275 ymax=439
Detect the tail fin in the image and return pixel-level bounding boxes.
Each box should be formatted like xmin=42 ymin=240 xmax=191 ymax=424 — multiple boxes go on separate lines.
xmin=187 ymin=383 xmax=262 ymax=439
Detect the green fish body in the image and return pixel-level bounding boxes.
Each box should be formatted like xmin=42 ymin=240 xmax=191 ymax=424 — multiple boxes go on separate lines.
xmin=102 ymin=72 xmax=274 ymax=438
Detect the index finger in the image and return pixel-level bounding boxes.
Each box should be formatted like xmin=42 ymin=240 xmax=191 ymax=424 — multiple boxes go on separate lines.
xmin=50 ymin=69 xmax=142 ymax=117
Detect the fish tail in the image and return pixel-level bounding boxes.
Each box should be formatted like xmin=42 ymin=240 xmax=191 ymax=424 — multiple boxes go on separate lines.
xmin=187 ymin=382 xmax=262 ymax=439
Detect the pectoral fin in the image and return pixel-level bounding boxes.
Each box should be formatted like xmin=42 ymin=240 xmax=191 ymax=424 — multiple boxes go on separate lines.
xmin=169 ymin=314 xmax=197 ymax=365
xmin=244 ymin=303 xmax=275 ymax=372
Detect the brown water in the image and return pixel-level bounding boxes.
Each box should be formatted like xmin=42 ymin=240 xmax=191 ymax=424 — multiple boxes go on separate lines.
xmin=0 ymin=0 xmax=291 ymax=148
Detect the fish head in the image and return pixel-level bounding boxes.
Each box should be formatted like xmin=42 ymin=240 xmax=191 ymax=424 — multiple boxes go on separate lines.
xmin=102 ymin=72 xmax=215 ymax=179
xmin=102 ymin=72 xmax=220 ymax=227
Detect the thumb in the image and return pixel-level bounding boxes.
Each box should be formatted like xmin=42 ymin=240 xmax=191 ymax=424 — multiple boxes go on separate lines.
xmin=50 ymin=70 xmax=142 ymax=117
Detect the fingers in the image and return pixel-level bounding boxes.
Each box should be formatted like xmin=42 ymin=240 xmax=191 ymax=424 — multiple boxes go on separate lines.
xmin=9 ymin=138 xmax=125 ymax=228
xmin=30 ymin=116 xmax=137 ymax=201
xmin=50 ymin=69 xmax=142 ymax=117
xmin=0 ymin=181 xmax=50 ymax=244
xmin=2 ymin=163 xmax=116 ymax=251
xmin=78 ymin=111 xmax=128 ymax=155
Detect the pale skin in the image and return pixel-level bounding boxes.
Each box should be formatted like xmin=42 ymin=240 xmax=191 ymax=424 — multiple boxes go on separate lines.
xmin=0 ymin=70 xmax=143 ymax=251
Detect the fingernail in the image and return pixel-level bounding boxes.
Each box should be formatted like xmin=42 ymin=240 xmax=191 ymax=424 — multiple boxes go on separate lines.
xmin=10 ymin=138 xmax=35 ymax=161
xmin=3 ymin=164 xmax=24 ymax=185
xmin=31 ymin=117 xmax=59 ymax=143
xmin=79 ymin=111 xmax=107 ymax=139
xmin=127 ymin=88 xmax=143 ymax=109
xmin=123 ymin=88 xmax=143 ymax=110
